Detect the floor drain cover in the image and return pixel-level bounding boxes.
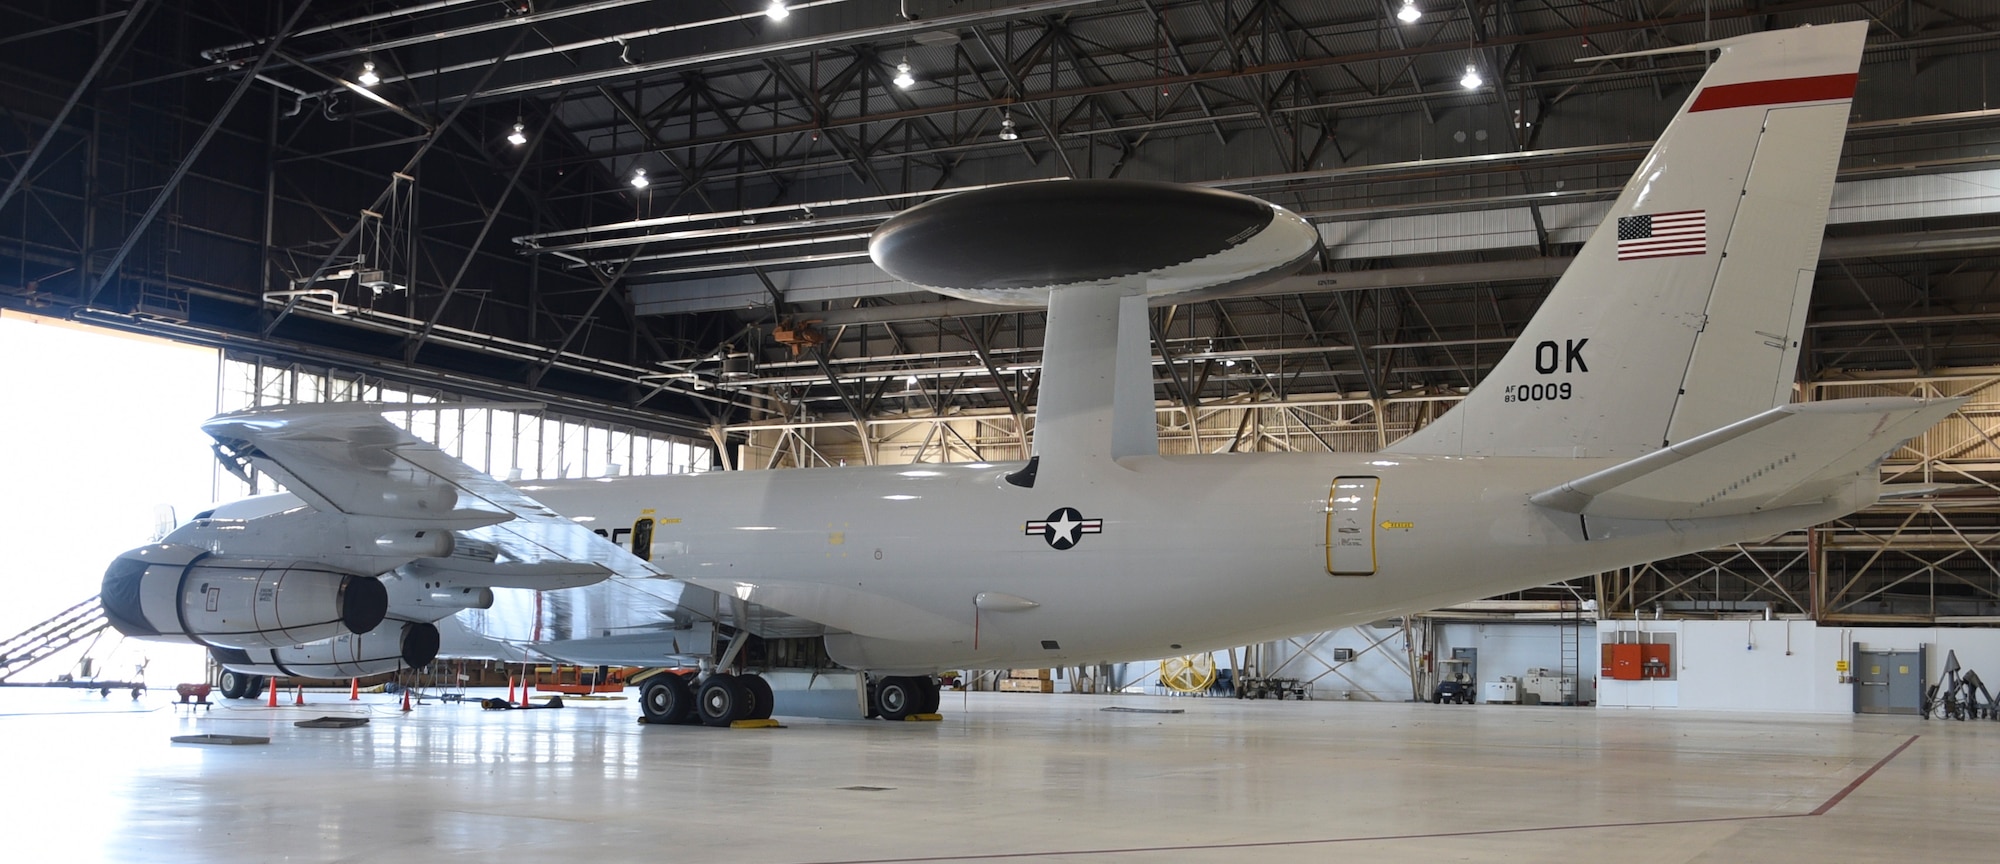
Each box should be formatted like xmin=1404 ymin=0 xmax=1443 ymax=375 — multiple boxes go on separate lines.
xmin=839 ymin=786 xmax=896 ymax=792
xmin=295 ymin=716 xmax=370 ymax=728
xmin=171 ymin=734 xmax=270 ymax=745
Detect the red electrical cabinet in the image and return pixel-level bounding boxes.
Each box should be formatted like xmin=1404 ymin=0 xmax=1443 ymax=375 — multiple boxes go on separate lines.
xmin=1604 ymin=644 xmax=1644 ymax=680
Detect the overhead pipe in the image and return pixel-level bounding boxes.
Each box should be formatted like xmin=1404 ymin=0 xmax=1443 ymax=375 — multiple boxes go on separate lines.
xmin=514 ymin=180 xmax=1057 ymax=247
xmin=202 ymin=0 xmax=488 ymax=60
xmin=292 ymin=0 xmax=858 ymax=97
xmin=564 ymin=232 xmax=876 ymax=269
xmin=468 ymin=0 xmax=1119 ymax=103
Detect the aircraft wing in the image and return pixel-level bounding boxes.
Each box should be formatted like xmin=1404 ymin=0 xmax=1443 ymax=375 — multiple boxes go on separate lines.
xmin=201 ymin=404 xmax=830 ymax=643
xmin=1529 ymin=397 xmax=1963 ymax=520
xmin=205 ymin=403 xmax=619 ymax=589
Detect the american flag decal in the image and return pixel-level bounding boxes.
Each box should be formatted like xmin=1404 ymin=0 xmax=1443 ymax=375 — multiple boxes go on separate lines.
xmin=1616 ymin=210 xmax=1707 ymax=261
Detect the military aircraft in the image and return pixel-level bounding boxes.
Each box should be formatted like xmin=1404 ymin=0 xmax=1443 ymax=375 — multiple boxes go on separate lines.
xmin=103 ymin=21 xmax=1941 ymax=725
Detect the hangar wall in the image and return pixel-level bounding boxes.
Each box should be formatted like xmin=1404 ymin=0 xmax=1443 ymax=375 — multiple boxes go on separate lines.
xmin=1599 ymin=620 xmax=2000 ymax=714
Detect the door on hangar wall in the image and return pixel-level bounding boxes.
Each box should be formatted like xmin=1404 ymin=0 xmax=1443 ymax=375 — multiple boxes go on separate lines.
xmin=1852 ymin=647 xmax=1926 ymax=715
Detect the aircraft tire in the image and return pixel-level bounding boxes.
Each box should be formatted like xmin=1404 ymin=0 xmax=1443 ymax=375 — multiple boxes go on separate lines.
xmin=218 ymin=670 xmax=248 ymax=700
xmin=741 ymin=674 xmax=774 ymax=720
xmin=697 ymin=674 xmax=748 ymax=727
xmin=915 ymin=676 xmax=940 ymax=714
xmin=874 ymin=676 xmax=922 ymax=721
xmin=245 ymin=676 xmax=268 ymax=699
xmin=639 ymin=673 xmax=695 ymax=725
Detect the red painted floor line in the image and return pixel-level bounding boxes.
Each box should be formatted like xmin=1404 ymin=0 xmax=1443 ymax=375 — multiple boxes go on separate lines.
xmin=791 ymin=814 xmax=1801 ymax=864
xmin=794 ymin=735 xmax=1923 ymax=864
xmin=1811 ymin=734 xmax=1919 ymax=816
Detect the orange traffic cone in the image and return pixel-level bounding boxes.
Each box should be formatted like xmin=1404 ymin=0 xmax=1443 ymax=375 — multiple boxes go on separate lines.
xmin=266 ymin=678 xmax=279 ymax=707
xmin=400 ymin=687 xmax=413 ymax=712
xmin=506 ymin=676 xmax=516 ymax=706
xmin=294 ymin=685 xmax=305 ymax=706
xmin=349 ymin=679 xmax=361 ymax=701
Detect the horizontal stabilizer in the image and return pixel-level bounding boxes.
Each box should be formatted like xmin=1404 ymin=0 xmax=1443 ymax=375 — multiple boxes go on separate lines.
xmin=1877 ymin=483 xmax=1980 ymax=501
xmin=1530 ymin=397 xmax=1963 ymax=520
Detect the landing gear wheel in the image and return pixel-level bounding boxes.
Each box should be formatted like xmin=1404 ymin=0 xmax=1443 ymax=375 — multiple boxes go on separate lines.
xmin=740 ymin=674 xmax=774 ymax=720
xmin=874 ymin=676 xmax=924 ymax=721
xmin=697 ymin=674 xmax=749 ymax=727
xmin=915 ymin=676 xmax=940 ymax=714
xmin=219 ymin=670 xmax=248 ymax=700
xmin=245 ymin=676 xmax=268 ymax=700
xmin=639 ymin=673 xmax=695 ymax=725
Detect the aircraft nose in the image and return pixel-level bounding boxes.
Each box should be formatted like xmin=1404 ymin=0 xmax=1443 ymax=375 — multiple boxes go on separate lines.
xmin=99 ymin=549 xmax=161 ymax=638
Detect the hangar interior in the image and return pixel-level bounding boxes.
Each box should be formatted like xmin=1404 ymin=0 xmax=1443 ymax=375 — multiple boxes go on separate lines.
xmin=5 ymin=0 xmax=1998 ymax=707
xmin=5 ymin=1 xmax=2000 ymax=861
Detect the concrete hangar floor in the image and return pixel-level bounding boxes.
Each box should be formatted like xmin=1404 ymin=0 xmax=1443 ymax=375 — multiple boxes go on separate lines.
xmin=2 ymin=688 xmax=1988 ymax=863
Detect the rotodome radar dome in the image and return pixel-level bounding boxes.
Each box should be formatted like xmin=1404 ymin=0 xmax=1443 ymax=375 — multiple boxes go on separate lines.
xmin=868 ymin=180 xmax=1320 ymax=307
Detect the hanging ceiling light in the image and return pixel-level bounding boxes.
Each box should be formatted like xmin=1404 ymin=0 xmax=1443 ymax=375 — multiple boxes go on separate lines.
xmin=358 ymin=60 xmax=380 ymax=87
xmin=1396 ymin=1 xmax=1421 ymax=23
xmin=1460 ymin=63 xmax=1483 ymax=90
xmin=998 ymin=112 xmax=1019 ymax=141
xmin=765 ymin=1 xmax=788 ymax=20
xmin=892 ymin=58 xmax=915 ymax=89
xmin=629 ymin=167 xmax=649 ymax=189
xmin=505 ymin=120 xmax=527 ymax=146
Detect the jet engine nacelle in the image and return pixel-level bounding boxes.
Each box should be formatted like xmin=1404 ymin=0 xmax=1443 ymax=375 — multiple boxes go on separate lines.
xmin=210 ymin=621 xmax=441 ymax=679
xmin=100 ymin=544 xmax=387 ymax=650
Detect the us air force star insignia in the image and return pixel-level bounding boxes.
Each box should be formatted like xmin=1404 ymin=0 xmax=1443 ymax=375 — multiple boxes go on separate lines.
xmin=1024 ymin=507 xmax=1103 ymax=550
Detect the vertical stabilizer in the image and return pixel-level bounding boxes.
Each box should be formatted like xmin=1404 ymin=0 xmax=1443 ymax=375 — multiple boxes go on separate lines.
xmin=1387 ymin=22 xmax=1866 ymax=458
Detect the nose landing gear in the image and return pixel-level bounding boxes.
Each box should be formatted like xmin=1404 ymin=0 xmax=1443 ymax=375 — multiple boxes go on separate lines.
xmin=870 ymin=675 xmax=941 ymax=721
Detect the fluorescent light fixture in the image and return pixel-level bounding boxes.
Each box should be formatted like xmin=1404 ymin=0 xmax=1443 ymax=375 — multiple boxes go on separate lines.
xmin=882 ymin=494 xmax=919 ymax=501
xmin=892 ymin=58 xmax=915 ymax=89
xmin=629 ymin=167 xmax=649 ymax=189
xmin=765 ymin=0 xmax=788 ymax=20
xmin=998 ymin=112 xmax=1019 ymax=141
xmin=1460 ymin=63 xmax=1482 ymax=90
xmin=1396 ymin=1 xmax=1421 ymax=23
xmin=506 ymin=121 xmax=527 ymax=146
xmin=358 ymin=61 xmax=380 ymax=87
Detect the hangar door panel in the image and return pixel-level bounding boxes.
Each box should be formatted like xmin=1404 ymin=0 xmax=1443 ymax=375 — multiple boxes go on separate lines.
xmin=1326 ymin=476 xmax=1379 ymax=576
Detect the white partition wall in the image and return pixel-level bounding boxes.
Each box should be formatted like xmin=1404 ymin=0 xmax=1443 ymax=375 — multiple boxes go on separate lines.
xmin=1598 ymin=619 xmax=2000 ymax=714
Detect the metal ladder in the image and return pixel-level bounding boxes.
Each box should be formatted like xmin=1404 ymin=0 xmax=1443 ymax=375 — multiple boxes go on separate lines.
xmin=1557 ymin=584 xmax=1586 ymax=705
xmin=0 ymin=597 xmax=110 ymax=683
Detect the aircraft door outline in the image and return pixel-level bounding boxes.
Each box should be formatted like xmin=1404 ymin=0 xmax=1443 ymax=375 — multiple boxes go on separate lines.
xmin=1326 ymin=476 xmax=1379 ymax=576
xmin=632 ymin=514 xmax=655 ymax=561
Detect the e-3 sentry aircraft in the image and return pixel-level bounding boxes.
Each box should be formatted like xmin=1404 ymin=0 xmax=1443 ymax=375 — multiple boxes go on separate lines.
xmin=103 ymin=21 xmax=1943 ymax=725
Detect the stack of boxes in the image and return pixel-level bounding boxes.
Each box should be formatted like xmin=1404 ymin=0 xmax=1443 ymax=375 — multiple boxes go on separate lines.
xmin=999 ymin=669 xmax=1054 ymax=693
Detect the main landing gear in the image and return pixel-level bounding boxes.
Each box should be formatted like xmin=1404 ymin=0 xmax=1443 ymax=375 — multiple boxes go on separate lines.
xmin=638 ymin=672 xmax=774 ymax=727
xmin=217 ymin=670 xmax=268 ymax=700
xmin=869 ymin=675 xmax=940 ymax=721
xmin=639 ymin=672 xmax=943 ymax=724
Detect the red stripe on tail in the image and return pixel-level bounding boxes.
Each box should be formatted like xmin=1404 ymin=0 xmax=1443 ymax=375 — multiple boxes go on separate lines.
xmin=1690 ymin=73 xmax=1858 ymax=112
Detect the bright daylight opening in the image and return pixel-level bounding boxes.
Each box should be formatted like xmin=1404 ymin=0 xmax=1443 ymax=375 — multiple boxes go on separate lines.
xmin=0 ymin=311 xmax=220 ymax=685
